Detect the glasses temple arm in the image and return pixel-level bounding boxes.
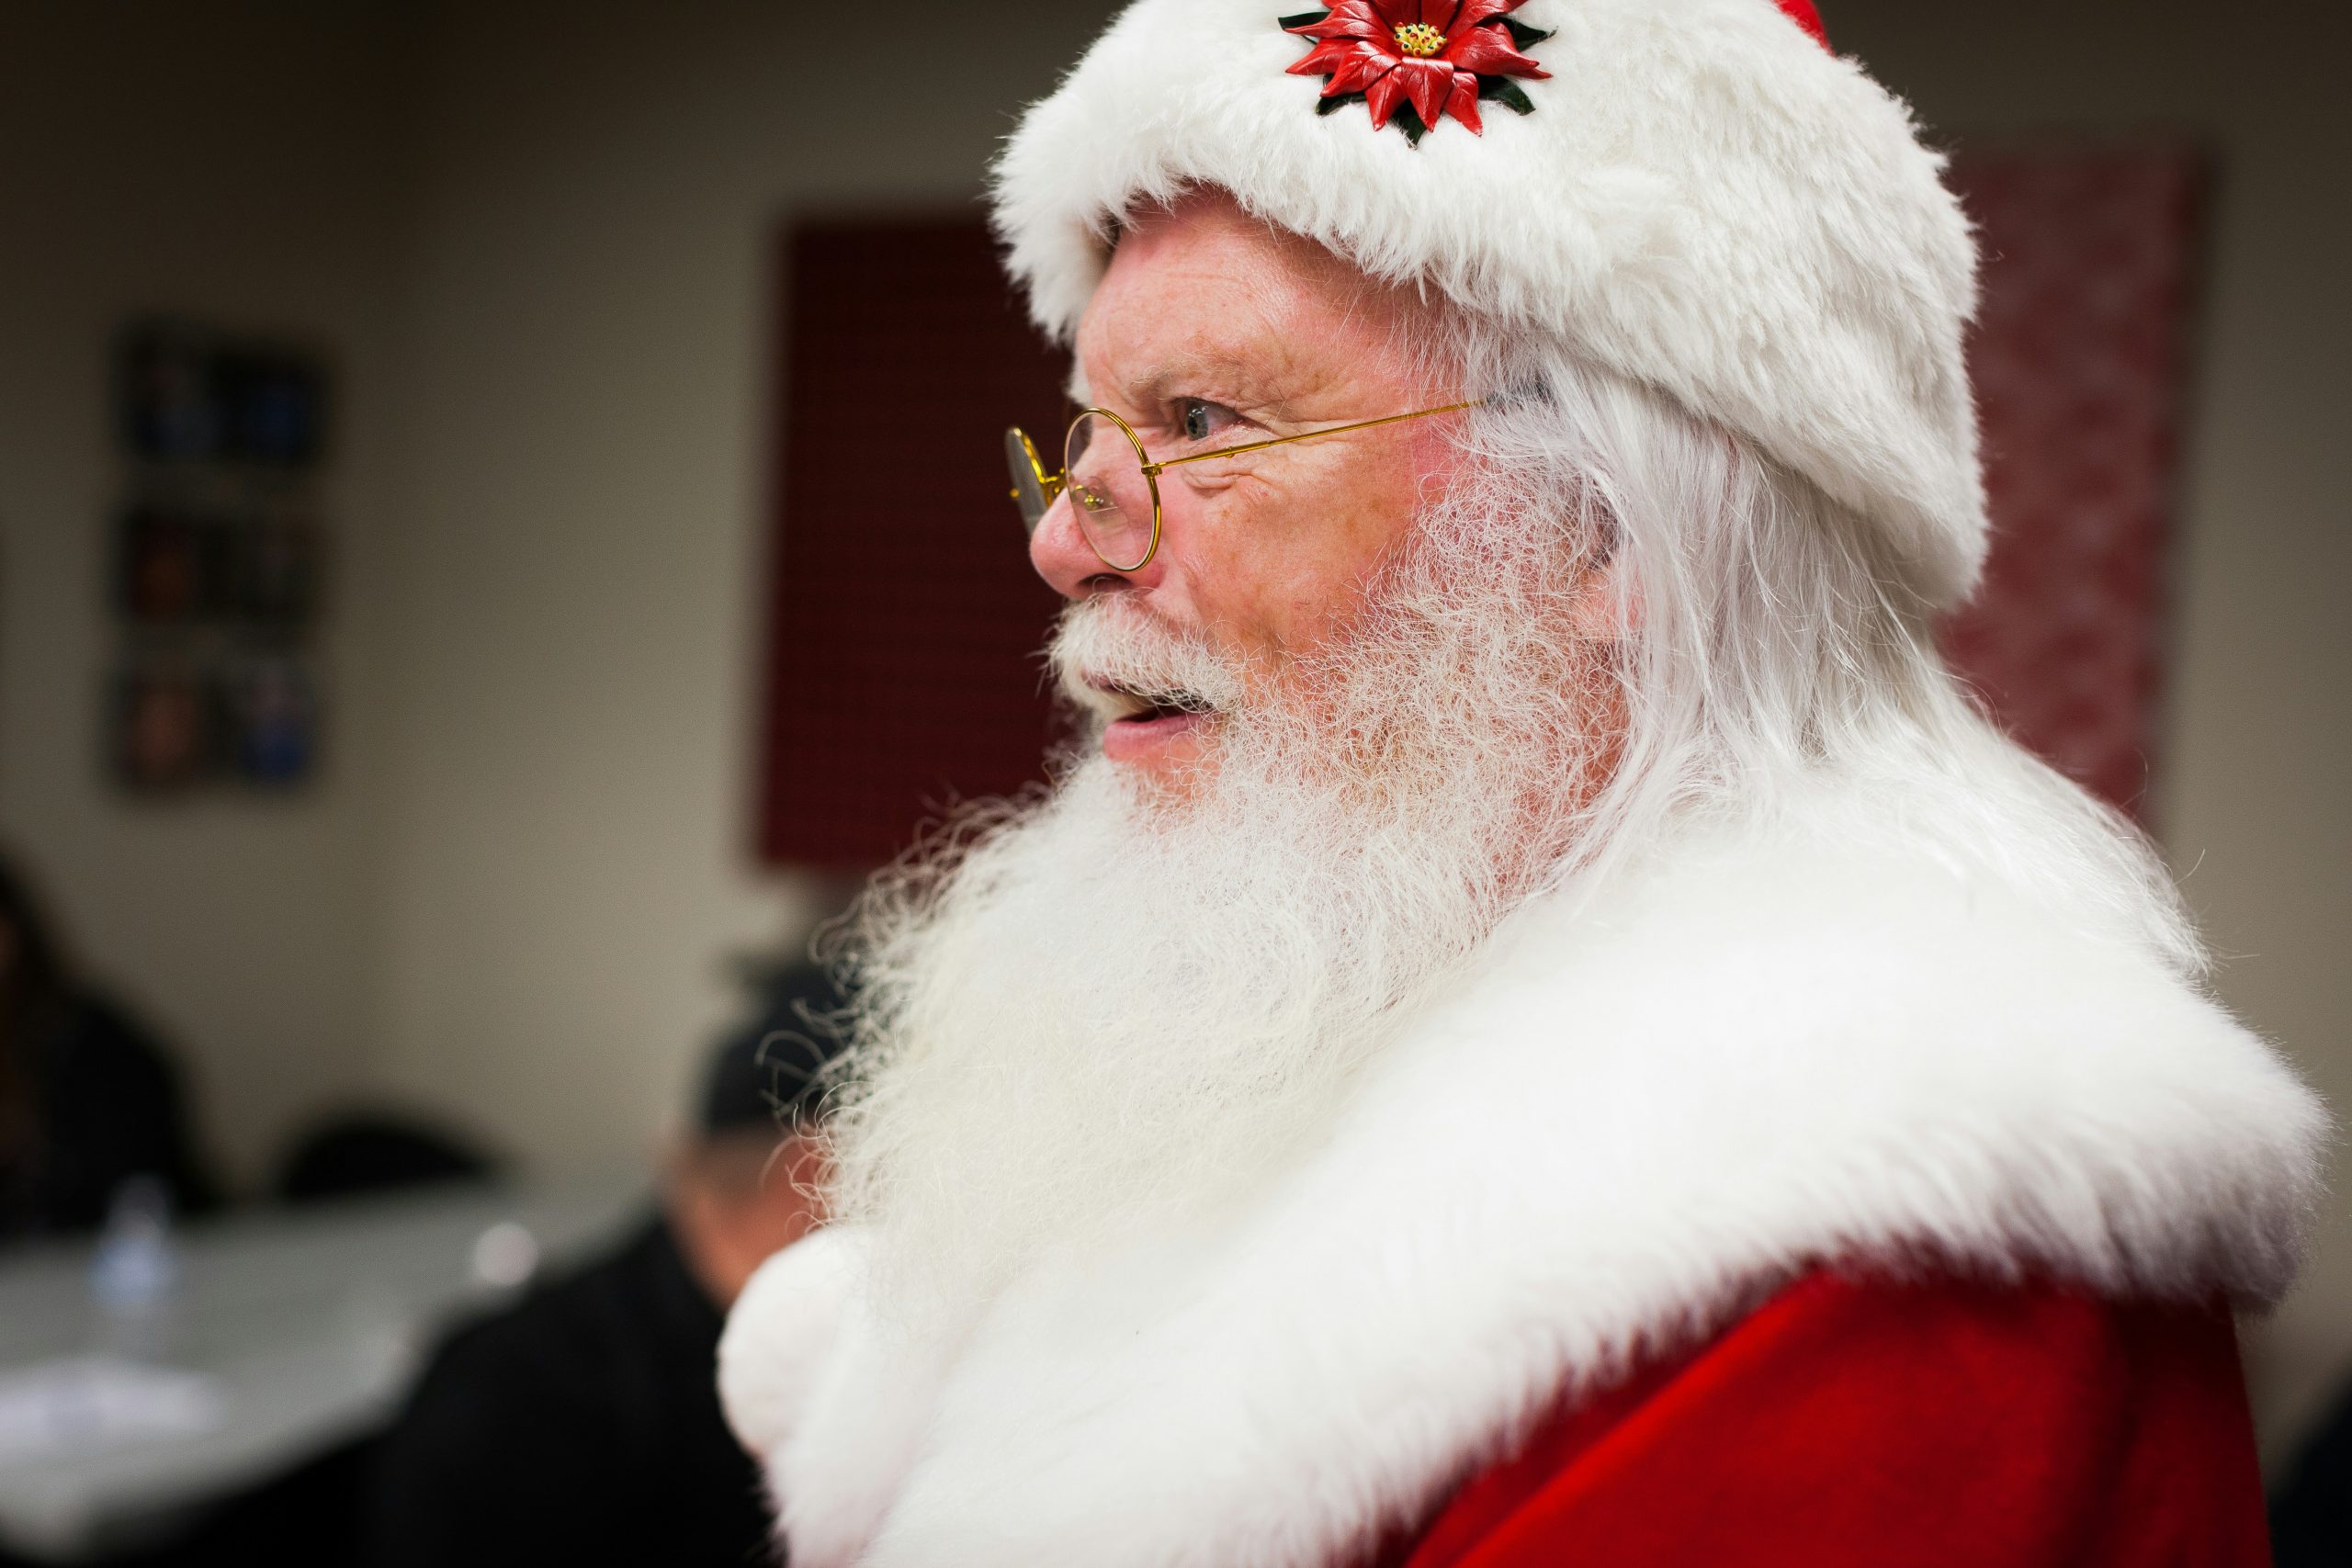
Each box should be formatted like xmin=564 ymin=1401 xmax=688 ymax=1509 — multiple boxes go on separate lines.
xmin=1144 ymin=399 xmax=1485 ymax=476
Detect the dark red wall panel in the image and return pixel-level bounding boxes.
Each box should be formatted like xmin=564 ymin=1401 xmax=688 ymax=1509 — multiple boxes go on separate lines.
xmin=757 ymin=217 xmax=1069 ymax=870
xmin=1942 ymin=146 xmax=2208 ymax=820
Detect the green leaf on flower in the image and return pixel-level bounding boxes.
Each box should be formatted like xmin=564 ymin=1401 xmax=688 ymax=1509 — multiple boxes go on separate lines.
xmin=1315 ymin=89 xmax=1366 ymax=115
xmin=1395 ymin=104 xmax=1428 ymax=146
xmin=1278 ymin=9 xmax=1333 ymax=28
xmin=1477 ymin=76 xmax=1537 ymax=115
xmin=1500 ymin=18 xmax=1555 ymax=50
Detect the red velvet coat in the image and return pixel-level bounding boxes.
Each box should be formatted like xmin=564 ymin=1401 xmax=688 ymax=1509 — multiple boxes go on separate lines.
xmin=1394 ymin=1270 xmax=2269 ymax=1568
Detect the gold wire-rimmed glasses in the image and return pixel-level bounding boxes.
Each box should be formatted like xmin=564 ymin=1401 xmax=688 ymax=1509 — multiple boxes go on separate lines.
xmin=1005 ymin=400 xmax=1484 ymax=572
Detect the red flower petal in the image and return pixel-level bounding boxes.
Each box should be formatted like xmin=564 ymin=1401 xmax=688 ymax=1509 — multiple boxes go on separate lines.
xmin=1444 ymin=70 xmax=1485 ymax=133
xmin=1442 ymin=22 xmax=1549 ymax=78
xmin=1397 ymin=57 xmax=1453 ymax=130
xmin=1286 ymin=37 xmax=1382 ymax=79
xmin=1324 ymin=48 xmax=1390 ymax=95
xmin=1291 ymin=3 xmax=1389 ymax=43
xmin=1362 ymin=63 xmax=1410 ymax=128
xmin=1293 ymin=18 xmax=1386 ymax=41
xmin=1447 ymin=0 xmax=1518 ymax=35
xmin=1306 ymin=1 xmax=1398 ymax=36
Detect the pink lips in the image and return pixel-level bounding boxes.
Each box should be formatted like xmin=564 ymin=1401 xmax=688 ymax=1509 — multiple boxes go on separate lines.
xmin=1101 ymin=707 xmax=1210 ymax=764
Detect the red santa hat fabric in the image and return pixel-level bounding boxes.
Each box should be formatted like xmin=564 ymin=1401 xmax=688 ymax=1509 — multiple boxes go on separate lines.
xmin=990 ymin=0 xmax=1988 ymax=610
xmin=1776 ymin=0 xmax=1830 ymax=49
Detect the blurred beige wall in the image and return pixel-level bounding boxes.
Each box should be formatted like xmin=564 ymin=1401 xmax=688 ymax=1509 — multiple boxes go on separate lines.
xmin=361 ymin=0 xmax=1123 ymax=1170
xmin=0 ymin=6 xmax=417 ymax=1185
xmin=0 ymin=0 xmax=2343 ymax=1459
xmin=1836 ymin=0 xmax=2352 ymax=1468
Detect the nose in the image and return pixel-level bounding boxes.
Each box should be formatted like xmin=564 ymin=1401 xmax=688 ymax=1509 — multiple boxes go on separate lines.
xmin=1028 ymin=490 xmax=1161 ymax=601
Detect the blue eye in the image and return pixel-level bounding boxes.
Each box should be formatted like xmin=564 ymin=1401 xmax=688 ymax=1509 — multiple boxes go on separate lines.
xmin=1180 ymin=399 xmax=1219 ymax=443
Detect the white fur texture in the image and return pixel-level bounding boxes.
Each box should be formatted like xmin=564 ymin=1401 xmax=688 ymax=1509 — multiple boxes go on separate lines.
xmin=990 ymin=0 xmax=1986 ymax=607
xmin=720 ymin=807 xmax=2323 ymax=1567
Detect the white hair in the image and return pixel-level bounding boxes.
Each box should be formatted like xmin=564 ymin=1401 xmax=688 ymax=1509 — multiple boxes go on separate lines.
xmin=1441 ymin=325 xmax=2202 ymax=973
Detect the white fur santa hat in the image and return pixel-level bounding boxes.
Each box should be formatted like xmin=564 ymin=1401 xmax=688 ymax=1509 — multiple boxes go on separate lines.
xmin=991 ymin=0 xmax=1988 ymax=609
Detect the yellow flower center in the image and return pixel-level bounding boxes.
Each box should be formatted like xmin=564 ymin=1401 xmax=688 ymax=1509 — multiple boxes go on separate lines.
xmin=1392 ymin=21 xmax=1446 ymax=57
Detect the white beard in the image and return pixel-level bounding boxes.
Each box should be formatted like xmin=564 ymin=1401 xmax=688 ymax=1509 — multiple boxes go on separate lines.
xmin=823 ymin=479 xmax=1615 ymax=1316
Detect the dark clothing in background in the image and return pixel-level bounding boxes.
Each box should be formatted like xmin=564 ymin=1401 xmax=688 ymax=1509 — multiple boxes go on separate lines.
xmin=0 ymin=994 xmax=217 ymax=1240
xmin=368 ymin=1214 xmax=775 ymax=1567
xmin=2273 ymin=1382 xmax=2352 ymax=1568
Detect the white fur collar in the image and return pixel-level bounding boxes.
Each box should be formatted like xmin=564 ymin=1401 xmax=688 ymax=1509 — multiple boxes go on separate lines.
xmin=720 ymin=818 xmax=2322 ymax=1568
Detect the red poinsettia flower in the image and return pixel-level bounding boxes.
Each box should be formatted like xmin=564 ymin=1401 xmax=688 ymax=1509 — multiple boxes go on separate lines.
xmin=1284 ymin=0 xmax=1551 ymax=139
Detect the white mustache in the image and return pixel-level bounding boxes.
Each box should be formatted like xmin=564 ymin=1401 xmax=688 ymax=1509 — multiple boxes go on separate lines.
xmin=1047 ymin=601 xmax=1250 ymax=724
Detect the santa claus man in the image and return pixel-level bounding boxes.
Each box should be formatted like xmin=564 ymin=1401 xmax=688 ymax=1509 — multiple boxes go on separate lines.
xmin=719 ymin=2 xmax=2324 ymax=1563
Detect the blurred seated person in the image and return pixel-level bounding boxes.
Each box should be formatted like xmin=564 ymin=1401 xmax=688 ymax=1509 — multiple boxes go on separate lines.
xmin=2272 ymin=1381 xmax=2352 ymax=1568
xmin=0 ymin=854 xmax=218 ymax=1241
xmin=367 ymin=961 xmax=846 ymax=1568
xmin=276 ymin=1111 xmax=497 ymax=1203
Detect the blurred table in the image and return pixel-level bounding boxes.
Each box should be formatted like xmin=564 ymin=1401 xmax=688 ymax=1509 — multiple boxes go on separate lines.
xmin=0 ymin=1177 xmax=642 ymax=1562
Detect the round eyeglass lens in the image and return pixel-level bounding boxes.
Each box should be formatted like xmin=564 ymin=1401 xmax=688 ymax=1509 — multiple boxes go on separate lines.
xmin=1005 ymin=428 xmax=1051 ymax=533
xmin=1062 ymin=412 xmax=1156 ymax=570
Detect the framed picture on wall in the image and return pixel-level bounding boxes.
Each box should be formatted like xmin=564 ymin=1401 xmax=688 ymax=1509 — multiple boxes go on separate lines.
xmin=110 ymin=658 xmax=216 ymax=791
xmin=222 ymin=652 xmax=320 ymax=786
xmin=115 ymin=505 xmax=218 ymax=624
xmin=116 ymin=321 xmax=330 ymax=469
xmin=227 ymin=512 xmax=322 ymax=627
xmin=107 ymin=317 xmax=334 ymax=798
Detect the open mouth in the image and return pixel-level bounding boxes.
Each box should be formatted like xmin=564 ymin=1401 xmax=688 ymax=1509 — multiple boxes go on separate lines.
xmin=1084 ymin=675 xmax=1218 ymax=732
xmin=1066 ymin=651 xmax=1234 ymax=764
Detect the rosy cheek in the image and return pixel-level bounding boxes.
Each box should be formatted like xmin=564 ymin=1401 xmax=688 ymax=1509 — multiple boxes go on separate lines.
xmin=1191 ymin=567 xmax=1295 ymax=667
xmin=1161 ymin=444 xmax=1424 ymax=663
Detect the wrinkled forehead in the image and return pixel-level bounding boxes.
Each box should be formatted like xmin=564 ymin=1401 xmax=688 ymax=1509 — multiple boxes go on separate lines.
xmin=1071 ymin=188 xmax=1445 ymax=410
